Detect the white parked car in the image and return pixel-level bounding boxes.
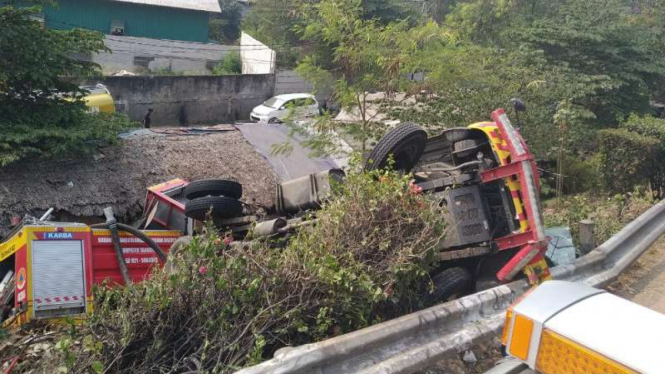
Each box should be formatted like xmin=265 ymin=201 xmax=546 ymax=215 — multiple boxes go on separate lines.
xmin=250 ymin=93 xmax=320 ymax=123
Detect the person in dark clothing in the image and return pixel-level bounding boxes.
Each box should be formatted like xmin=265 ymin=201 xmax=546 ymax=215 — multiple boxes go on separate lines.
xmin=144 ymin=108 xmax=153 ymax=128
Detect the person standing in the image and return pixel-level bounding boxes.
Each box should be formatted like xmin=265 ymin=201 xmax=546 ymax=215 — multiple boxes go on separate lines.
xmin=143 ymin=108 xmax=153 ymax=128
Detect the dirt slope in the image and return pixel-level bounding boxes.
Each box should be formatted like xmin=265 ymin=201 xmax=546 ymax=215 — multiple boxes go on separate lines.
xmin=609 ymin=237 xmax=665 ymax=314
xmin=0 ymin=129 xmax=276 ymax=236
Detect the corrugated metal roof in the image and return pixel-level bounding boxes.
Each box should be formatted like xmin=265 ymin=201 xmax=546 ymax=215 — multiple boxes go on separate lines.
xmin=111 ymin=0 xmax=221 ymax=13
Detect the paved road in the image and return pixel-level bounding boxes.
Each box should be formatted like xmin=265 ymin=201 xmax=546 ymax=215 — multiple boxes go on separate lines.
xmin=609 ymin=237 xmax=665 ymax=314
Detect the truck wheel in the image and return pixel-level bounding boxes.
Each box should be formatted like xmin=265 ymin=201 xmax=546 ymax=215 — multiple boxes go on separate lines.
xmin=426 ymin=267 xmax=473 ymax=304
xmin=184 ymin=179 xmax=243 ymax=200
xmin=185 ymin=196 xmax=243 ymax=221
xmin=365 ymin=123 xmax=427 ymax=173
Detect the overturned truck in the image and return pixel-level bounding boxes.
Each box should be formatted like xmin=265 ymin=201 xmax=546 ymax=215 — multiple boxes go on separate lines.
xmin=142 ymin=107 xmax=552 ymax=298
xmin=365 ymin=108 xmax=551 ymax=295
xmin=0 ymin=107 xmax=550 ymax=325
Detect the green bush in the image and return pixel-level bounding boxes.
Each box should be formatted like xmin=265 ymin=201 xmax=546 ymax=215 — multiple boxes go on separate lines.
xmin=0 ymin=4 xmax=132 ymax=167
xmin=621 ymin=114 xmax=665 ymax=143
xmin=0 ymin=112 xmax=135 ymax=167
xmin=598 ymin=128 xmax=662 ymax=193
xmin=213 ymin=52 xmax=242 ymax=75
xmin=545 ymin=189 xmax=655 ymax=246
xmin=63 ymin=166 xmax=445 ymax=373
xmin=561 ymin=154 xmax=602 ymax=195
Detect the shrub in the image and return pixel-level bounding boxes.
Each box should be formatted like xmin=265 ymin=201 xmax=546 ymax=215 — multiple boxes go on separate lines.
xmin=598 ymin=128 xmax=662 ymax=193
xmin=545 ymin=189 xmax=655 ymax=246
xmin=0 ymin=4 xmax=132 ymax=166
xmin=561 ymin=154 xmax=602 ymax=195
xmin=0 ymin=112 xmax=135 ymax=167
xmin=621 ymin=114 xmax=665 ymax=143
xmin=213 ymin=52 xmax=242 ymax=75
xmin=620 ymin=115 xmax=665 ymax=195
xmin=63 ymin=166 xmax=445 ymax=373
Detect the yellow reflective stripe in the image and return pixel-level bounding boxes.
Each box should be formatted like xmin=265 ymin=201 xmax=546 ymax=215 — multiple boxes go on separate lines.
xmin=468 ymin=123 xmax=528 ymax=232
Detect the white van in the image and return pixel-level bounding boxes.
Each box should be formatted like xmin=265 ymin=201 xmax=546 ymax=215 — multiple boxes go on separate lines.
xmin=250 ymin=93 xmax=319 ymax=123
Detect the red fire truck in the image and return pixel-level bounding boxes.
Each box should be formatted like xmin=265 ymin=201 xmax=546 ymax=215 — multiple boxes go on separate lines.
xmin=0 ymin=218 xmax=179 ymax=326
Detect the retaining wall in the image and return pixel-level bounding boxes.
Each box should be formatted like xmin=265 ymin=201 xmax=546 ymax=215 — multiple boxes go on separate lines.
xmin=100 ymin=75 xmax=275 ymax=126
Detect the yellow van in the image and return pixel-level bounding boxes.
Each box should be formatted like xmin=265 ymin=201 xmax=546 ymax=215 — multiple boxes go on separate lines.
xmin=80 ymin=84 xmax=115 ymax=113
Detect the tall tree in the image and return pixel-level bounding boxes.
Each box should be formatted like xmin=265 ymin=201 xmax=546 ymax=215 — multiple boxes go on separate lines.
xmin=391 ymin=0 xmax=665 ymax=159
xmin=292 ymin=0 xmax=451 ymax=151
xmin=209 ymin=0 xmax=243 ymax=43
xmin=0 ymin=1 xmax=130 ymax=166
xmin=242 ymin=0 xmax=419 ymax=69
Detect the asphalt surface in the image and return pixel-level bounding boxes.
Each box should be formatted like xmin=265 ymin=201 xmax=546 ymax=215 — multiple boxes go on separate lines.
xmin=609 ymin=236 xmax=665 ymax=314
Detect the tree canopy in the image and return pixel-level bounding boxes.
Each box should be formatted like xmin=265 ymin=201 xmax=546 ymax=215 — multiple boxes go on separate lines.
xmin=385 ymin=0 xmax=665 ymax=158
xmin=279 ymin=0 xmax=665 ymax=194
xmin=208 ymin=0 xmax=243 ymax=44
xmin=0 ymin=2 xmax=131 ymax=166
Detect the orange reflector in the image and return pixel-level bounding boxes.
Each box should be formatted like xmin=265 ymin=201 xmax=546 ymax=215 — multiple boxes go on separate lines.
xmin=501 ymin=308 xmax=514 ymax=346
xmin=536 ymin=329 xmax=635 ymax=374
xmin=508 ymin=314 xmax=533 ymax=360
xmin=502 ymin=286 xmax=537 ymax=347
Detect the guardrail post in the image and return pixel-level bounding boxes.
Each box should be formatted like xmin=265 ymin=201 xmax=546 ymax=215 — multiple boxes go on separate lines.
xmin=579 ymin=219 xmax=595 ymax=255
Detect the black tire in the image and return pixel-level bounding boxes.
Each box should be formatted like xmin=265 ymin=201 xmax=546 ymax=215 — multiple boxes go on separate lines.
xmin=426 ymin=267 xmax=473 ymax=304
xmin=185 ymin=196 xmax=243 ymax=220
xmin=365 ymin=123 xmax=427 ymax=173
xmin=184 ymin=179 xmax=243 ymax=200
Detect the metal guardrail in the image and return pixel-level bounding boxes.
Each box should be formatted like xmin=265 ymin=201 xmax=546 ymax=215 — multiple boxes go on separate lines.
xmin=235 ymin=200 xmax=665 ymax=374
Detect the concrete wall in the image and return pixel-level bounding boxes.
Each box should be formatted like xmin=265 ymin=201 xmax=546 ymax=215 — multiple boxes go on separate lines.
xmin=240 ymin=32 xmax=275 ymax=74
xmin=274 ymin=70 xmax=314 ymax=96
xmin=275 ymin=70 xmax=333 ymax=105
xmin=95 ymin=35 xmax=234 ymax=75
xmin=101 ymin=75 xmax=275 ymax=126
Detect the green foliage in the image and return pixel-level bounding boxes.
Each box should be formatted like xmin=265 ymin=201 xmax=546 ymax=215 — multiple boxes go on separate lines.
xmin=256 ymin=0 xmax=664 ymax=196
xmin=242 ymin=0 xmax=419 ymax=69
xmin=545 ymin=189 xmax=655 ymax=246
xmin=293 ymin=0 xmax=451 ymax=151
xmin=71 ymin=165 xmax=445 ymax=373
xmin=209 ymin=0 xmax=243 ymax=43
xmin=0 ymin=111 xmax=135 ymax=166
xmin=621 ymin=114 xmax=665 ymax=143
xmin=616 ymin=114 xmax=665 ymax=195
xmin=55 ymin=338 xmax=78 ymax=372
xmin=598 ymin=128 xmax=662 ymax=194
xmin=0 ymin=4 xmax=105 ymax=102
xmin=151 ymin=67 xmax=186 ymax=76
xmin=560 ymin=155 xmax=602 ymax=195
xmin=241 ymin=0 xmax=303 ymax=69
xmin=213 ymin=52 xmax=242 ymax=75
xmin=388 ymin=0 xmax=665 ymax=162
xmin=0 ymin=2 xmax=132 ymax=166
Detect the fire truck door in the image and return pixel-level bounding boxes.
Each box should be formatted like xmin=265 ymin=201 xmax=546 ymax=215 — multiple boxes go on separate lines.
xmin=31 ymin=240 xmax=86 ymax=318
